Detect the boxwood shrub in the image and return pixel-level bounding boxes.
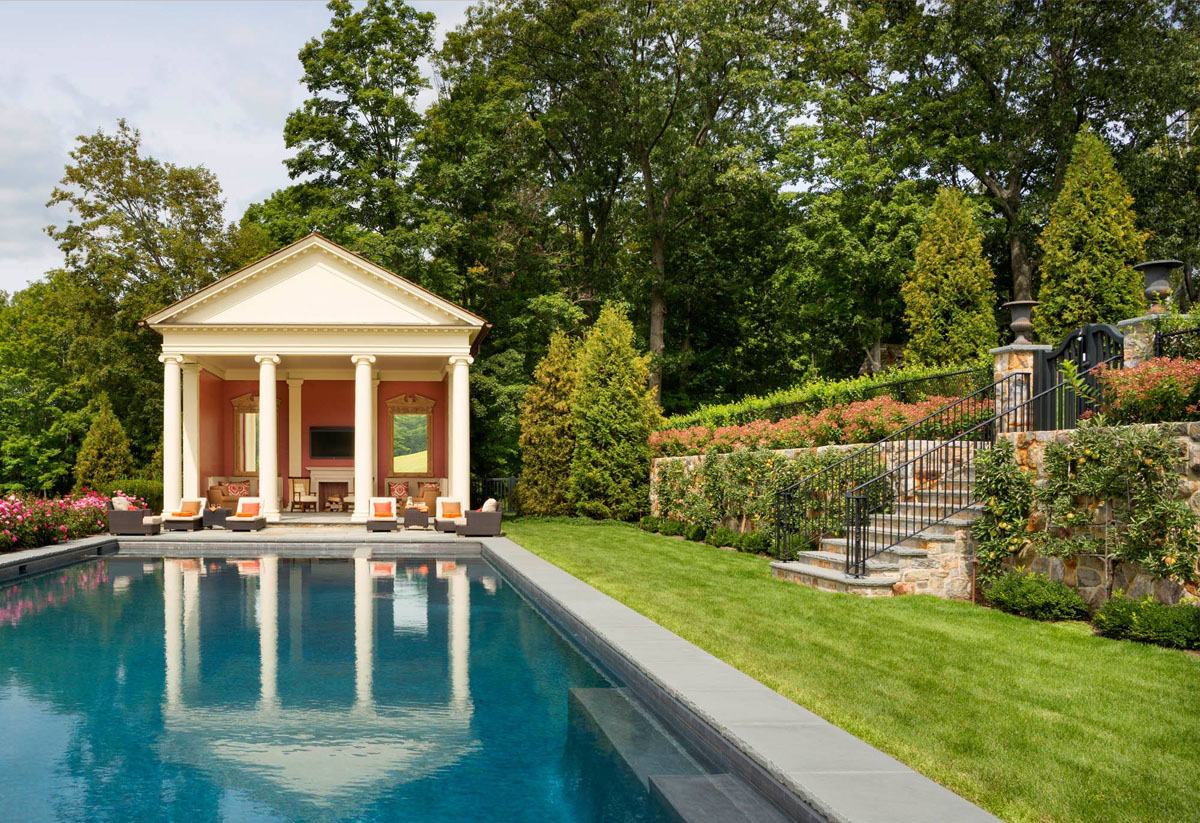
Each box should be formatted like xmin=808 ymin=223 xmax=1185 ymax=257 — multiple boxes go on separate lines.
xmin=984 ymin=571 xmax=1090 ymax=621
xmin=659 ymin=518 xmax=684 ymax=537
xmin=1094 ymin=595 xmax=1200 ymax=649
xmin=639 ymin=515 xmax=661 ymax=533
xmin=684 ymin=523 xmax=707 ymax=542
xmin=705 ymin=526 xmax=739 ymax=548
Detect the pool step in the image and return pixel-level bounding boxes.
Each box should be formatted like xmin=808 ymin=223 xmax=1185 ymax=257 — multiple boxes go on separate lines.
xmin=650 ymin=774 xmax=791 ymax=823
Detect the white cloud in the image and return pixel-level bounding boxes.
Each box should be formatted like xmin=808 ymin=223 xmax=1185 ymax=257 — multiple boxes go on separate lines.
xmin=0 ymin=0 xmax=472 ymax=293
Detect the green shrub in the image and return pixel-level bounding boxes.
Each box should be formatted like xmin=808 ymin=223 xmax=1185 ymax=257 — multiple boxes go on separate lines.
xmin=902 ymin=187 xmax=998 ymax=365
xmin=739 ymin=531 xmax=770 ymax=555
xmin=1094 ymin=595 xmax=1200 ymax=649
xmin=1035 ymin=127 xmax=1147 ymax=342
xmin=568 ymin=305 xmax=659 ymax=520
xmin=984 ymin=571 xmax=1090 ymax=621
xmin=517 ymin=331 xmax=579 ymax=516
xmin=684 ymin=523 xmax=707 ymax=542
xmin=1096 ymin=357 xmax=1200 ymax=424
xmin=659 ymin=518 xmax=684 ymax=537
xmin=639 ymin=515 xmax=661 ymax=532
xmin=74 ymin=395 xmax=134 ymax=492
xmin=101 ymin=478 xmax=164 ymax=513
xmin=706 ymin=526 xmax=738 ymax=548
xmin=970 ymin=439 xmax=1035 ymax=583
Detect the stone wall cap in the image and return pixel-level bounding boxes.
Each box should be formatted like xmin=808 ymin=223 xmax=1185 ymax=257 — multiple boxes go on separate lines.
xmin=989 ymin=343 xmax=1052 ymax=354
xmin=1117 ymin=314 xmax=1166 ymax=327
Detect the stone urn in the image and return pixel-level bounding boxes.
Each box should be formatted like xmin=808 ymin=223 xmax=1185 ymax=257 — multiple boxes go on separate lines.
xmin=1133 ymin=259 xmax=1182 ymax=313
xmin=1002 ymin=300 xmax=1038 ymax=345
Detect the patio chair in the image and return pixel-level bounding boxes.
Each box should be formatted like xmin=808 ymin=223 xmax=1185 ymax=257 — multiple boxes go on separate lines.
xmin=366 ymin=497 xmax=398 ymax=532
xmin=226 ymin=497 xmax=267 ymax=532
xmin=106 ymin=497 xmax=161 ymax=536
xmin=457 ymin=498 xmax=502 ymax=537
xmin=288 ymin=477 xmax=317 ymax=512
xmin=434 ymin=497 xmax=466 ymax=533
xmin=162 ymin=498 xmax=206 ymax=532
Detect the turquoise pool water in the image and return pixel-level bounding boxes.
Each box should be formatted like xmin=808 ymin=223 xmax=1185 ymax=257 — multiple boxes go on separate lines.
xmin=0 ymin=557 xmax=709 ymax=822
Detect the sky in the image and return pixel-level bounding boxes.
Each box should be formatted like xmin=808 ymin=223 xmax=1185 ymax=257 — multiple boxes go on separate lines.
xmin=0 ymin=0 xmax=473 ymax=294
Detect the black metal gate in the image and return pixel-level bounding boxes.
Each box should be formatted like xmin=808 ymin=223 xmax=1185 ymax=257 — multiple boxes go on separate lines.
xmin=1033 ymin=324 xmax=1124 ymax=430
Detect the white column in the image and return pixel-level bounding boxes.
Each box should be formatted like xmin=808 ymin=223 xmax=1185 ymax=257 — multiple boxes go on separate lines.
xmin=183 ymin=562 xmax=201 ymax=690
xmin=182 ymin=363 xmax=201 ymax=499
xmin=353 ymin=556 xmax=374 ymax=712
xmin=163 ymin=559 xmax=183 ymax=711
xmin=160 ymin=355 xmax=184 ymax=513
xmin=256 ymin=355 xmax=281 ymax=521
xmin=371 ymin=376 xmax=380 ymax=494
xmin=448 ymin=568 xmax=471 ymax=716
xmin=351 ymin=355 xmax=376 ymax=521
xmin=259 ymin=555 xmax=279 ymax=711
xmin=449 ymin=355 xmax=473 ymax=505
xmin=287 ymin=379 xmax=303 ymax=478
xmin=444 ymin=368 xmax=454 ymax=495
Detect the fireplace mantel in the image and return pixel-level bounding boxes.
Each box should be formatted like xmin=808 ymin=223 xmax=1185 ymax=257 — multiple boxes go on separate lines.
xmin=307 ymin=466 xmax=356 ymax=492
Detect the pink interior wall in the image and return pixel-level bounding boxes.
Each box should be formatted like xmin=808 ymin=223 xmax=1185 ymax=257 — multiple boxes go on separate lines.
xmin=201 ymin=375 xmax=447 ymax=496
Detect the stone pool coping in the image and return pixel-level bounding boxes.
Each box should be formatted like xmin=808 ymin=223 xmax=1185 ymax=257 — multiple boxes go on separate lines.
xmin=3 ymin=533 xmax=998 ymax=823
xmin=480 ymin=536 xmax=999 ymax=823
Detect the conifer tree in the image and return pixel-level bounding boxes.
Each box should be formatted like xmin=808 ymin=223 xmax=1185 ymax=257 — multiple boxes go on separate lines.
xmin=1035 ymin=127 xmax=1148 ymax=342
xmin=73 ymin=394 xmax=134 ymax=491
xmin=569 ymin=305 xmax=660 ymax=520
xmin=516 ymin=332 xmax=579 ymax=516
xmin=902 ymin=188 xmax=999 ymax=365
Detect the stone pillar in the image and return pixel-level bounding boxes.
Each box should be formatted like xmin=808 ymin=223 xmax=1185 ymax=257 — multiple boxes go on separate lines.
xmin=449 ymin=355 xmax=473 ymax=505
xmin=352 ymin=355 xmax=376 ymax=521
xmin=1117 ymin=314 xmax=1162 ymax=368
xmin=181 ymin=363 xmax=201 ymax=500
xmin=160 ymin=354 xmax=184 ymax=513
xmin=256 ymin=355 xmax=281 ymax=521
xmin=287 ymin=379 xmax=303 ymax=478
xmin=991 ymin=344 xmax=1050 ymax=435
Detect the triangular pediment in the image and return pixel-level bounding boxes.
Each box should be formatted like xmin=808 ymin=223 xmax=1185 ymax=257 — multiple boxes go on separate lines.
xmin=145 ymin=234 xmax=485 ymax=330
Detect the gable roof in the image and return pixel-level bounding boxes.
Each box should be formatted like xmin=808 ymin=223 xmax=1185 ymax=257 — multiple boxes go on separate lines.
xmin=144 ymin=233 xmax=488 ymax=334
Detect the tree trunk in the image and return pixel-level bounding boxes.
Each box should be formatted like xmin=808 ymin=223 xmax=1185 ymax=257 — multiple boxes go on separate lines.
xmin=1010 ymin=230 xmax=1033 ymax=303
xmin=648 ymin=282 xmax=666 ymax=400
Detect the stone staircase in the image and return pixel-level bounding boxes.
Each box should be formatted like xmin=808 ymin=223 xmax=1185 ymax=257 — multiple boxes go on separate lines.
xmin=770 ymin=459 xmax=984 ymax=598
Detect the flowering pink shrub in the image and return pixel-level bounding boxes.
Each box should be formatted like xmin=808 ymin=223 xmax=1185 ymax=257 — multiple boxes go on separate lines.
xmin=0 ymin=491 xmax=121 ymax=552
xmin=1097 ymin=357 xmax=1200 ymax=424
xmin=650 ymin=395 xmax=992 ymax=457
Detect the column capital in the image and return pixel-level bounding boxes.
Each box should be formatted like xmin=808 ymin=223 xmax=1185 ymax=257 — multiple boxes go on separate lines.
xmin=286 ymin=377 xmax=304 ymax=388
xmin=351 ymin=354 xmax=377 ymax=366
xmin=255 ymin=354 xmax=281 ymax=366
xmin=158 ymin=353 xmax=185 ymax=365
xmin=448 ymin=354 xmax=474 ymax=367
xmin=181 ymin=362 xmax=200 ymax=373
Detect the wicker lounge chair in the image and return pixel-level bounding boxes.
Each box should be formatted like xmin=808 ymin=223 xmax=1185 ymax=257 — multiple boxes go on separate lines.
xmin=162 ymin=498 xmax=205 ymax=532
xmin=434 ymin=497 xmax=466 ymax=533
xmin=226 ymin=497 xmax=267 ymax=531
xmin=106 ymin=498 xmax=162 ymax=536
xmin=366 ymin=497 xmax=398 ymax=532
xmin=457 ymin=499 xmax=502 ymax=537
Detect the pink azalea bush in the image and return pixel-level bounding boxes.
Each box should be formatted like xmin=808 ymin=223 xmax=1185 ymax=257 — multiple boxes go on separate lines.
xmin=0 ymin=490 xmax=131 ymax=552
xmin=650 ymin=395 xmax=991 ymax=457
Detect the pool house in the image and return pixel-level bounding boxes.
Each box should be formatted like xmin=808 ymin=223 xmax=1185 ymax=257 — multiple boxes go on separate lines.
xmin=144 ymin=233 xmax=490 ymax=522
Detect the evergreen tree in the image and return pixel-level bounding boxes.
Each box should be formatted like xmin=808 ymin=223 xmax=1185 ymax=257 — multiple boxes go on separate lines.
xmin=568 ymin=305 xmax=660 ymax=520
xmin=73 ymin=395 xmax=134 ymax=492
xmin=1036 ymin=128 xmax=1148 ymax=342
xmin=516 ymin=332 xmax=579 ymax=515
xmin=902 ymin=188 xmax=999 ymax=365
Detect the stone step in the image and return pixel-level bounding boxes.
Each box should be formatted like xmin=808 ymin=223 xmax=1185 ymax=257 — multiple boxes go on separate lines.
xmin=904 ymin=488 xmax=977 ymax=505
xmin=650 ymin=774 xmax=791 ymax=823
xmin=770 ymin=560 xmax=898 ymax=596
xmin=889 ymin=501 xmax=985 ymax=517
xmin=791 ymin=549 xmax=900 ymax=575
xmin=822 ymin=530 xmax=949 ymax=555
xmin=817 ymin=538 xmax=930 ymax=568
xmin=865 ymin=514 xmax=978 ymax=537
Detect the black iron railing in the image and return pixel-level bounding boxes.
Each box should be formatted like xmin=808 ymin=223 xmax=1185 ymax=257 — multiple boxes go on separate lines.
xmin=1153 ymin=325 xmax=1200 ymax=359
xmin=771 ymin=376 xmax=1003 ymax=561
xmin=472 ymin=476 xmax=518 ymax=511
xmin=715 ymin=365 xmax=991 ymax=427
xmin=836 ymin=351 xmax=1123 ymax=576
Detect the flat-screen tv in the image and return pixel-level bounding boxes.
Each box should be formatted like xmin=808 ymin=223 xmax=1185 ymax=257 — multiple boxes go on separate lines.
xmin=310 ymin=426 xmax=354 ymax=459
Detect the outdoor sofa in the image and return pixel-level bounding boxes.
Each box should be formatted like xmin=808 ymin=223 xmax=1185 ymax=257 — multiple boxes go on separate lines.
xmin=458 ymin=498 xmax=502 ymax=537
xmin=106 ymin=498 xmax=161 ymax=536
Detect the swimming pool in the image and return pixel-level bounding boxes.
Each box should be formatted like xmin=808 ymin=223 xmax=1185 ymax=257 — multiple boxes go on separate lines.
xmin=0 ymin=556 xmax=731 ymax=822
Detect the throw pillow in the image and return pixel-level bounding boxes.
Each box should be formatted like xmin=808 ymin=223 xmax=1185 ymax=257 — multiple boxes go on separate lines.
xmin=481 ymin=498 xmax=499 ymax=513
xmin=441 ymin=501 xmax=462 ymax=518
xmin=112 ymin=496 xmax=130 ymax=511
xmin=373 ymin=501 xmax=393 ymax=518
xmin=240 ymin=502 xmax=261 ymax=517
xmin=388 ymin=480 xmax=408 ymax=498
xmin=225 ymin=481 xmax=251 ymax=497
xmin=180 ymin=500 xmax=201 ymax=515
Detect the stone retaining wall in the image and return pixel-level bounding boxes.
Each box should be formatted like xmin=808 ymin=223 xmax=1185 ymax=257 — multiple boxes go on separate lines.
xmin=999 ymin=423 xmax=1199 ymax=607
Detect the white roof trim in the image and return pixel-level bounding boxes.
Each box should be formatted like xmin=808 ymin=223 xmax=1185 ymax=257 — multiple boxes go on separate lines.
xmin=144 ymin=234 xmax=486 ymax=330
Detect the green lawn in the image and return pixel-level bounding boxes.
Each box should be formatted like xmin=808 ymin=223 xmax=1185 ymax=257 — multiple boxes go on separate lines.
xmin=503 ymin=518 xmax=1199 ymax=823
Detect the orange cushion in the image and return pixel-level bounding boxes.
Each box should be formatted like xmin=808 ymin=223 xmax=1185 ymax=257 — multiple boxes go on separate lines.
xmin=179 ymin=500 xmax=201 ymax=515
xmin=170 ymin=512 xmax=197 ymax=518
xmin=373 ymin=501 xmax=393 ymax=518
xmin=441 ymin=502 xmax=462 ymax=518
xmin=240 ymin=502 xmax=261 ymax=516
